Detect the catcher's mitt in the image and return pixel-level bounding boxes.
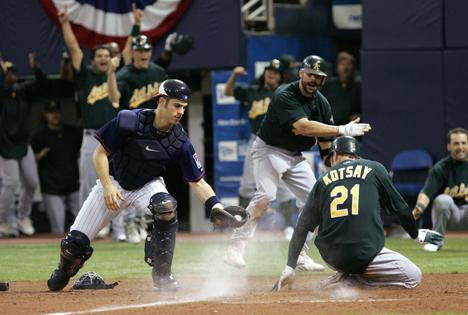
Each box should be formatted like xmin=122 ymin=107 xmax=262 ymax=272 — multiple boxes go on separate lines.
xmin=210 ymin=206 xmax=248 ymax=230
xmin=72 ymin=272 xmax=118 ymax=290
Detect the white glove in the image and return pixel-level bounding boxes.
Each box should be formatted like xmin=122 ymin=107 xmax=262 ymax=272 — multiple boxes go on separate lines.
xmin=271 ymin=265 xmax=295 ymax=291
xmin=338 ymin=118 xmax=371 ymax=137
xmin=164 ymin=32 xmax=178 ymax=52
xmin=417 ymin=229 xmax=444 ymax=245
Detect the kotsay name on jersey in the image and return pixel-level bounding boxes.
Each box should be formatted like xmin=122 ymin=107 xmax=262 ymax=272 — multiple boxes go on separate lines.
xmin=322 ymin=164 xmax=373 ymax=186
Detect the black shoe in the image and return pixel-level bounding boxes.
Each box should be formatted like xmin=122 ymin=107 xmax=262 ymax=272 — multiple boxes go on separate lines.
xmin=153 ymin=273 xmax=179 ymax=291
xmin=47 ymin=269 xmax=70 ymax=292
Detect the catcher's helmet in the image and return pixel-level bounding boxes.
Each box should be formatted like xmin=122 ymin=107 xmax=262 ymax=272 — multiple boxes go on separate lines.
xmin=301 ymin=55 xmax=327 ymax=84
xmin=264 ymin=59 xmax=283 ymax=74
xmin=157 ymin=79 xmax=191 ymax=101
xmin=331 ymin=136 xmax=360 ymax=157
xmin=132 ymin=35 xmax=152 ymax=50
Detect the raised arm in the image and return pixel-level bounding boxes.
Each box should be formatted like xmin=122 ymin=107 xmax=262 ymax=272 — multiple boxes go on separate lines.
xmin=224 ymin=66 xmax=247 ymax=96
xmin=107 ymin=56 xmax=121 ymax=105
xmin=58 ymin=6 xmax=83 ymax=71
xmin=122 ymin=3 xmax=143 ymax=65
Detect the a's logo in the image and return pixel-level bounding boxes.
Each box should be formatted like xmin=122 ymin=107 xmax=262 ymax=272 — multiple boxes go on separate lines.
xmin=145 ymin=145 xmax=160 ymax=153
xmin=129 ymin=82 xmax=160 ymax=108
xmin=87 ymin=82 xmax=109 ymax=105
xmin=313 ymin=62 xmax=321 ymax=71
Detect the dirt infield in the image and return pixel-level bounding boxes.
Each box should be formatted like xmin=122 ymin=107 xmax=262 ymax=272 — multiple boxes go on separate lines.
xmin=1 ymin=273 xmax=468 ymax=314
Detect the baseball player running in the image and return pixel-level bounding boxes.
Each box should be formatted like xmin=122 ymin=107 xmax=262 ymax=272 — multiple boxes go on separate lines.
xmin=273 ymin=136 xmax=443 ymax=291
xmin=224 ymin=55 xmax=372 ymax=270
xmin=47 ymin=79 xmax=234 ymax=291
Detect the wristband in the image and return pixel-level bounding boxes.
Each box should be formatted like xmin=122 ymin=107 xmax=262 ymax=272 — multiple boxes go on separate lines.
xmin=416 ymin=202 xmax=426 ymax=212
xmin=131 ymin=24 xmax=140 ymax=37
xmin=205 ymin=195 xmax=220 ymax=212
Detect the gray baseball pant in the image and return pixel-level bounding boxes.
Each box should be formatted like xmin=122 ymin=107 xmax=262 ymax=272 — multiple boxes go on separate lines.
xmin=42 ymin=191 xmax=79 ymax=233
xmin=0 ymin=146 xmax=39 ymax=224
xmin=431 ymin=194 xmax=468 ymax=235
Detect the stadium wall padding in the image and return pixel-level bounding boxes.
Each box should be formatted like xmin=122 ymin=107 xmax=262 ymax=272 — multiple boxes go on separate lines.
xmin=445 ymin=0 xmax=468 ymax=48
xmin=444 ymin=50 xmax=468 ymax=130
xmin=362 ymin=0 xmax=443 ymax=50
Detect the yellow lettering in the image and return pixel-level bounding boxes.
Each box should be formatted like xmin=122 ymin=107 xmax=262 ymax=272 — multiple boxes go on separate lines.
xmin=352 ymin=165 xmax=363 ymax=178
xmin=87 ymin=82 xmax=109 ymax=105
xmin=337 ymin=167 xmax=345 ymax=180
xmin=330 ymin=170 xmax=339 ymax=181
xmin=323 ymin=174 xmax=332 ymax=186
xmin=248 ymin=97 xmax=270 ymax=119
xmin=361 ymin=166 xmax=373 ymax=180
xmin=345 ymin=166 xmax=354 ymax=178
xmin=129 ymin=82 xmax=160 ymax=108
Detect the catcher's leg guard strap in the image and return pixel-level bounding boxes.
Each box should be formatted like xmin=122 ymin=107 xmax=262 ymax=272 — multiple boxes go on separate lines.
xmin=145 ymin=216 xmax=178 ymax=276
xmin=59 ymin=230 xmax=94 ymax=277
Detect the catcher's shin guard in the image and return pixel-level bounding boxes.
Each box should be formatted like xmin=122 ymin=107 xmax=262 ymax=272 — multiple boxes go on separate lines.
xmin=47 ymin=230 xmax=94 ymax=291
xmin=145 ymin=217 xmax=178 ymax=276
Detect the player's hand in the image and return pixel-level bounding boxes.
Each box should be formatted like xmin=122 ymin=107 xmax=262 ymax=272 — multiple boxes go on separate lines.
xmin=416 ymin=229 xmax=444 ymax=245
xmin=132 ymin=3 xmax=143 ymax=25
xmin=272 ymin=265 xmax=295 ymax=292
xmin=108 ymin=56 xmax=120 ymax=73
xmin=58 ymin=5 xmax=69 ymax=24
xmin=102 ymin=184 xmax=124 ymax=211
xmin=233 ymin=66 xmax=247 ymax=76
xmin=164 ymin=32 xmax=178 ymax=52
xmin=338 ymin=118 xmax=372 ymax=137
xmin=36 ymin=147 xmax=50 ymax=160
xmin=28 ymin=52 xmax=37 ymax=69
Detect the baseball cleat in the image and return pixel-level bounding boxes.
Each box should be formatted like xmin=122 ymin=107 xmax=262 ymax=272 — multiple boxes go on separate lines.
xmin=223 ymin=241 xmax=246 ymax=268
xmin=17 ymin=218 xmax=35 ymax=236
xmin=153 ymin=274 xmax=179 ymax=291
xmin=47 ymin=268 xmax=70 ymax=291
xmin=296 ymin=250 xmax=325 ymax=272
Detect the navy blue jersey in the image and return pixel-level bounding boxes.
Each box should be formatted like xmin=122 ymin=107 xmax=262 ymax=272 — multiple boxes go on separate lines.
xmin=95 ymin=109 xmax=204 ymax=190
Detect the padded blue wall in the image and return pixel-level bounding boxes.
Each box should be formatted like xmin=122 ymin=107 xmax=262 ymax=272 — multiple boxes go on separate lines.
xmin=362 ymin=0 xmax=442 ymax=50
xmin=445 ymin=0 xmax=468 ymax=48
xmin=444 ymin=50 xmax=468 ymax=130
xmin=361 ymin=51 xmax=446 ymax=167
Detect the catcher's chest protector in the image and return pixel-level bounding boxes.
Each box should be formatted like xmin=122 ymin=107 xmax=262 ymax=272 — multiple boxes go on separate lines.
xmin=111 ymin=110 xmax=187 ymax=190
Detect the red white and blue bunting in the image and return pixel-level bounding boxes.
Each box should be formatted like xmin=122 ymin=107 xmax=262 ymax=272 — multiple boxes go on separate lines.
xmin=40 ymin=0 xmax=192 ymax=48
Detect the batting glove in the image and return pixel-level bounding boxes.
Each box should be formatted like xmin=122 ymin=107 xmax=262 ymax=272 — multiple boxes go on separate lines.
xmin=339 ymin=118 xmax=371 ymax=137
xmin=271 ymin=265 xmax=295 ymax=292
xmin=164 ymin=32 xmax=178 ymax=52
xmin=416 ymin=229 xmax=444 ymax=245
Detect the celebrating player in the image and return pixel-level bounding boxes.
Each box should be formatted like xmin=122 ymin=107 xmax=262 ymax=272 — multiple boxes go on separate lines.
xmin=412 ymin=127 xmax=468 ymax=252
xmin=224 ymin=55 xmax=371 ymax=270
xmin=47 ymin=79 xmax=237 ymax=292
xmin=273 ymin=136 xmax=443 ymax=291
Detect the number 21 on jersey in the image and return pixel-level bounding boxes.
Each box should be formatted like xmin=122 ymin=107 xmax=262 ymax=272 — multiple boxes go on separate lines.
xmin=330 ymin=184 xmax=360 ymax=218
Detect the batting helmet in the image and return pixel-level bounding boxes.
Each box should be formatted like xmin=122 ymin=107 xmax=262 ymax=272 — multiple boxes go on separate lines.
xmin=157 ymin=79 xmax=191 ymax=101
xmin=301 ymin=55 xmax=328 ymax=85
xmin=331 ymin=136 xmax=360 ymax=157
xmin=132 ymin=35 xmax=152 ymax=50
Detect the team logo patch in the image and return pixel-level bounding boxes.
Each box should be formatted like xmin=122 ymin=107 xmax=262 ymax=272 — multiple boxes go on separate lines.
xmin=193 ymin=153 xmax=202 ymax=169
xmin=313 ymin=62 xmax=321 ymax=71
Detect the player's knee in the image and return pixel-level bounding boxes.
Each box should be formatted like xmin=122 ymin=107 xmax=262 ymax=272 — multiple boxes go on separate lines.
xmin=148 ymin=192 xmax=177 ymax=222
xmin=60 ymin=230 xmax=94 ymax=276
xmin=407 ymin=264 xmax=422 ymax=288
xmin=432 ymin=194 xmax=452 ymax=213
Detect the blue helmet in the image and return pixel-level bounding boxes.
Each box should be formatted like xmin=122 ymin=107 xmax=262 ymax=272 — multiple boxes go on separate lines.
xmin=157 ymin=79 xmax=191 ymax=101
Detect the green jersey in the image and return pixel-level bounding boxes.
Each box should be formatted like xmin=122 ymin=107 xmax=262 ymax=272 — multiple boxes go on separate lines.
xmin=288 ymin=159 xmax=418 ymax=274
xmin=233 ymin=84 xmax=275 ymax=134
xmin=422 ymin=156 xmax=468 ymax=206
xmin=258 ymin=81 xmax=334 ymax=152
xmin=74 ymin=60 xmax=119 ymax=129
xmin=116 ymin=62 xmax=168 ymax=109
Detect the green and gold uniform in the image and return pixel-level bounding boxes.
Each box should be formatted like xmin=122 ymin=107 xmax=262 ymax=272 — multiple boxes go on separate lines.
xmin=288 ymin=159 xmax=418 ymax=274
xmin=74 ymin=59 xmax=119 ymax=129
xmin=116 ymin=62 xmax=168 ymax=109
xmin=258 ymin=81 xmax=334 ymax=152
xmin=234 ymin=84 xmax=274 ymax=134
xmin=422 ymin=156 xmax=468 ymax=206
